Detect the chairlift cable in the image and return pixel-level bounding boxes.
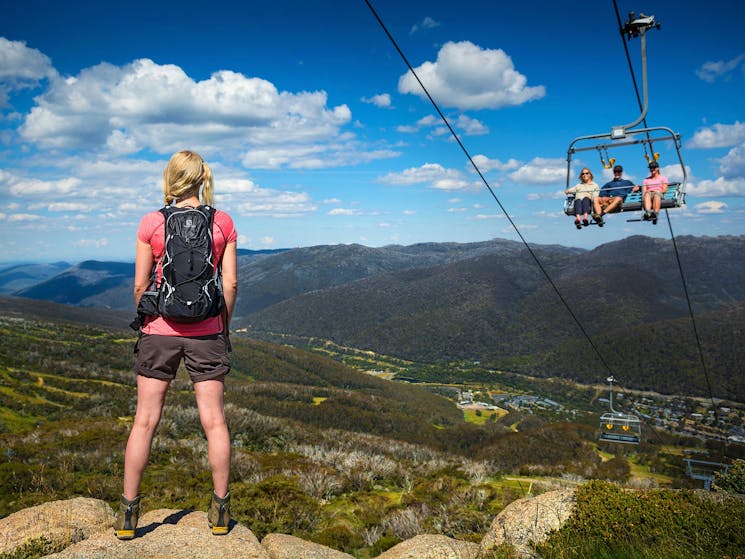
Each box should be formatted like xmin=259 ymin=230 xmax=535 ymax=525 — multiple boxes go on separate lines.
xmin=662 ymin=210 xmax=721 ymax=424
xmin=613 ymin=0 xmax=721 ymax=425
xmin=363 ymin=0 xmax=617 ymax=376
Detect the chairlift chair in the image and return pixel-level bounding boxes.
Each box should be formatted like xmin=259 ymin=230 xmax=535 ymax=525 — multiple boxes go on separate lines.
xmin=684 ymin=459 xmax=730 ymax=491
xmin=564 ymin=126 xmax=687 ymax=218
xmin=598 ymin=376 xmax=641 ymax=445
xmin=563 ymin=12 xmax=687 ymax=223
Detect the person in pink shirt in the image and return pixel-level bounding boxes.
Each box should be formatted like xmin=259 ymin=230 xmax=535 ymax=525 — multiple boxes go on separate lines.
xmin=642 ymin=161 xmax=668 ymax=222
xmin=116 ymin=150 xmax=238 ymax=539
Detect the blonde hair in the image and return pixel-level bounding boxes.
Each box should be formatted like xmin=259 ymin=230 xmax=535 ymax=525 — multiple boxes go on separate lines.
xmin=579 ymin=168 xmax=594 ymax=181
xmin=162 ymin=150 xmax=214 ymax=206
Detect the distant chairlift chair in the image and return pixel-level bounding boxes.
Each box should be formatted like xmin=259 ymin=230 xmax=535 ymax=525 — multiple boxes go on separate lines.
xmin=684 ymin=459 xmax=730 ymax=491
xmin=599 ymin=376 xmax=641 ymax=445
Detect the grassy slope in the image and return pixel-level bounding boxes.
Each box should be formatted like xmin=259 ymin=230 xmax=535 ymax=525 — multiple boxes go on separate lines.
xmin=1 ymin=308 xmax=742 ymax=558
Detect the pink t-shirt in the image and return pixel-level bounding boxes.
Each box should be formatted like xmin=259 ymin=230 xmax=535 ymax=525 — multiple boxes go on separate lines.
xmin=643 ymin=174 xmax=668 ymax=192
xmin=137 ymin=208 xmax=237 ymax=337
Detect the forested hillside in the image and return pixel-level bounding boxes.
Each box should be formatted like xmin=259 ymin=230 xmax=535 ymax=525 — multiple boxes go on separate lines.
xmin=244 ymin=236 xmax=745 ymax=400
xmin=3 ymin=235 xmax=743 ymax=399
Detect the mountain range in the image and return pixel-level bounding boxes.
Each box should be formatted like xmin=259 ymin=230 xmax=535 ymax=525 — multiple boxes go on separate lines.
xmin=3 ymin=234 xmax=743 ymax=400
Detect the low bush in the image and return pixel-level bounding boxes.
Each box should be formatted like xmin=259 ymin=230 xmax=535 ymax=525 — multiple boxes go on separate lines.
xmin=535 ymin=480 xmax=745 ymax=559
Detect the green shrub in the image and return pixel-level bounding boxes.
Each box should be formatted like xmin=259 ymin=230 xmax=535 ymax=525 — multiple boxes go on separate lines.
xmin=713 ymin=458 xmax=745 ymax=494
xmin=535 ymin=481 xmax=745 ymax=559
xmin=230 ymin=475 xmax=319 ymax=539
xmin=594 ymin=456 xmax=631 ymax=482
xmin=314 ymin=523 xmax=364 ymax=553
xmin=0 ymin=537 xmax=65 ymax=559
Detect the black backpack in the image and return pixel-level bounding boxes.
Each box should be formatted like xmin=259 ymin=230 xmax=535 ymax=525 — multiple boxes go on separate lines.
xmin=136 ymin=205 xmax=224 ymax=325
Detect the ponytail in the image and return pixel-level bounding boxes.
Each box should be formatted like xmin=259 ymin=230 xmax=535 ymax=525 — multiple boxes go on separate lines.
xmin=162 ymin=150 xmax=215 ymax=207
xmin=200 ymin=161 xmax=214 ymax=207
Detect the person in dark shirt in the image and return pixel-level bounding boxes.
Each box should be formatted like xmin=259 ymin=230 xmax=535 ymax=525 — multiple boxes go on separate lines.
xmin=592 ymin=165 xmax=638 ymax=222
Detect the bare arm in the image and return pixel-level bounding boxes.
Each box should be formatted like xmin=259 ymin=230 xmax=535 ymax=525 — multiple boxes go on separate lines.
xmin=220 ymin=241 xmax=238 ymax=327
xmin=134 ymin=239 xmax=154 ymax=307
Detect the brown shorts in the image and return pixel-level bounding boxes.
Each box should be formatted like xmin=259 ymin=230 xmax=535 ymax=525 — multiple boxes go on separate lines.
xmin=135 ymin=333 xmax=231 ymax=382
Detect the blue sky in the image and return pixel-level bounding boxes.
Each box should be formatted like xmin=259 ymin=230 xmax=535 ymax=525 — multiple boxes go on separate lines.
xmin=1 ymin=0 xmax=743 ymax=263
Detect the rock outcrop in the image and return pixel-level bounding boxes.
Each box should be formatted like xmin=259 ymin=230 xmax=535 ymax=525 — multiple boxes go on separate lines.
xmin=261 ymin=533 xmax=355 ymax=558
xmin=41 ymin=508 xmax=270 ymax=559
xmin=376 ymin=534 xmax=480 ymax=558
xmin=1 ymin=490 xmax=578 ymax=559
xmin=479 ymin=488 xmax=577 ymax=558
xmin=0 ymin=497 xmax=113 ymax=555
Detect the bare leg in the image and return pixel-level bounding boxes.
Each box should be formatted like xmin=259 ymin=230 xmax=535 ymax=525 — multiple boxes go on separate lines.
xmin=194 ymin=379 xmax=230 ymax=498
xmin=653 ymin=193 xmax=662 ymax=214
xmin=606 ymin=197 xmax=622 ymax=213
xmin=123 ymin=376 xmax=171 ymax=500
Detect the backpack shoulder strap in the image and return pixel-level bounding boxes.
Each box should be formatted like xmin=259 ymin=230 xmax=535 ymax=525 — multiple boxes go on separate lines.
xmin=197 ymin=204 xmax=216 ymax=223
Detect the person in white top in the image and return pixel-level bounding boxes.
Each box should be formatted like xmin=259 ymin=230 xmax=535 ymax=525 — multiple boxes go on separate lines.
xmin=565 ymin=167 xmax=599 ymax=229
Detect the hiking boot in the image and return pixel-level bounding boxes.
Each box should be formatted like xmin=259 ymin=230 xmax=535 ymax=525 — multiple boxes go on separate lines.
xmin=114 ymin=494 xmax=141 ymax=540
xmin=208 ymin=492 xmax=230 ymax=535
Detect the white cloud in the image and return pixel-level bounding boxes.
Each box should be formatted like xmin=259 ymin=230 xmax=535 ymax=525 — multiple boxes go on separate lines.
xmin=508 ymin=157 xmax=565 ymax=185
xmin=687 ymin=121 xmax=745 ymax=148
xmin=218 ymin=178 xmax=261 ymax=194
xmin=18 ymin=58 xmax=352 ymax=157
xmin=378 ymin=162 xmax=476 ymax=191
xmin=241 ymin=142 xmax=398 ymax=170
xmin=235 ymin=189 xmax=317 ymax=217
xmin=8 ymin=177 xmax=81 ymax=196
xmin=0 ymin=37 xmax=56 ymax=106
xmin=42 ymin=202 xmax=93 ymax=212
xmin=398 ymin=112 xmax=488 ymax=137
xmin=361 ymin=93 xmax=392 ymax=108
xmin=688 ymin=176 xmax=745 ymax=197
xmin=694 ymin=201 xmax=728 ymax=214
xmin=452 ymin=114 xmax=488 ymax=135
xmin=106 ymin=129 xmax=141 ymax=155
xmin=396 ymin=124 xmax=418 ymax=134
xmin=5 ymin=213 xmax=42 ymax=222
xmin=328 ymin=208 xmax=362 ymax=216
xmin=398 ymin=41 xmax=545 ymax=110
xmin=410 ymin=16 xmax=440 ymax=35
xmin=695 ymin=53 xmax=745 ymax=83
xmin=717 ymin=144 xmax=745 ymax=178
xmin=472 ymin=154 xmax=520 ymax=173
xmin=76 ymin=237 xmax=109 ymax=248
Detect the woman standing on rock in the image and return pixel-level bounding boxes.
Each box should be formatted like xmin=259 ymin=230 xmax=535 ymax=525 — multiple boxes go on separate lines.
xmin=115 ymin=150 xmax=238 ymax=539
